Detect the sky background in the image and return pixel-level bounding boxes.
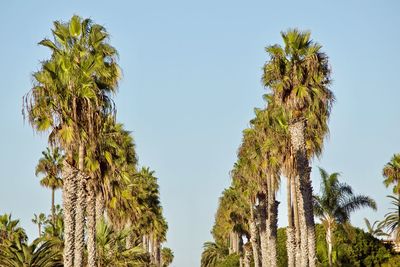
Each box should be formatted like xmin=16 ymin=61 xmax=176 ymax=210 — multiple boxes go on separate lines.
xmin=1 ymin=1 xmax=400 ymax=266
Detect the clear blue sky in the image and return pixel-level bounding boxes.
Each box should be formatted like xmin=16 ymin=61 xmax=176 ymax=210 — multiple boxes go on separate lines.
xmin=1 ymin=1 xmax=399 ymax=266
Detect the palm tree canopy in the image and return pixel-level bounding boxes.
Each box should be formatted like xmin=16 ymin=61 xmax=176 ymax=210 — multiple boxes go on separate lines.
xmin=383 ymin=153 xmax=400 ymax=194
xmin=35 ymin=147 xmax=64 ymax=189
xmin=314 ymin=167 xmax=377 ymax=224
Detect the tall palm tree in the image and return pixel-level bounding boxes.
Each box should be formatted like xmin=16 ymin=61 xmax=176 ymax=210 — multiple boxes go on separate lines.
xmin=263 ymin=29 xmax=334 ymax=266
xmin=24 ymin=15 xmax=121 ymax=267
xmin=313 ymin=168 xmax=377 ymax=267
xmin=35 ymin=147 xmax=64 ymax=225
xmin=32 ymin=213 xmax=47 ymax=237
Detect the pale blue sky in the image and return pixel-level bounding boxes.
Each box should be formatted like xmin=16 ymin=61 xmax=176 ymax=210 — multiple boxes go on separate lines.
xmin=1 ymin=1 xmax=399 ymax=266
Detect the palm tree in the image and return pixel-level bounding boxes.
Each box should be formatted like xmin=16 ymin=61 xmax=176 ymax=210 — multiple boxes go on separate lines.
xmin=24 ymin=15 xmax=121 ymax=267
xmin=32 ymin=213 xmax=47 ymax=237
xmin=0 ymin=237 xmax=63 ymax=267
xmin=96 ymin=219 xmax=149 ymax=266
xmin=200 ymin=241 xmax=229 ymax=267
xmin=262 ymin=29 xmax=334 ymax=266
xmin=313 ymin=168 xmax=377 ymax=267
xmin=0 ymin=214 xmax=27 ymax=244
xmin=364 ymin=218 xmax=389 ymax=239
xmin=161 ymin=247 xmax=174 ymax=267
xmin=380 ymin=195 xmax=400 ymax=244
xmin=383 ymin=154 xmax=400 ymax=227
xmin=35 ymin=147 xmax=64 ymax=225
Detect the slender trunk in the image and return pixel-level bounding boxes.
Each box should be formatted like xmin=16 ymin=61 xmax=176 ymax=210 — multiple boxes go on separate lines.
xmin=96 ymin=191 xmax=105 ymax=225
xmin=267 ymin=176 xmax=278 ymax=267
xmin=286 ymin=177 xmax=295 ymax=267
xmin=258 ymin=193 xmax=269 ymax=267
xmin=87 ymin=181 xmax=97 ymax=267
xmin=249 ymin=200 xmax=261 ymax=267
xmin=326 ymin=224 xmax=333 ymax=267
xmin=292 ymin=175 xmax=301 ymax=265
xmin=74 ymin=143 xmax=87 ymax=267
xmin=243 ymin=245 xmax=251 ymax=267
xmin=38 ymin=224 xmax=41 ymax=237
xmin=51 ymin=188 xmax=55 ymax=227
xmin=239 ymin=256 xmax=244 ymax=267
xmin=289 ymin=121 xmax=316 ymax=267
xmin=62 ymin=160 xmax=77 ymax=267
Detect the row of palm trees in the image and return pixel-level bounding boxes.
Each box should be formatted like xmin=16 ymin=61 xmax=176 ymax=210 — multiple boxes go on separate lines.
xmin=203 ymin=29 xmax=335 ymax=267
xmin=20 ymin=15 xmax=173 ymax=266
xmin=201 ymin=29 xmax=400 ymax=267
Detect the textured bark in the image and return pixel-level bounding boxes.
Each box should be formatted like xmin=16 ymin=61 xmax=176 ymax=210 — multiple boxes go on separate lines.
xmin=87 ymin=181 xmax=97 ymax=267
xmin=257 ymin=193 xmax=269 ymax=267
xmin=243 ymin=245 xmax=251 ymax=267
xmin=286 ymin=178 xmax=295 ymax=267
xmin=249 ymin=202 xmax=261 ymax=267
xmin=267 ymin=177 xmax=278 ymax=267
xmin=74 ymin=144 xmax=87 ymax=267
xmin=96 ymin=191 xmax=105 ymax=225
xmin=62 ymin=161 xmax=77 ymax=267
xmin=289 ymin=121 xmax=316 ymax=267
xmin=292 ymin=176 xmax=301 ymax=266
xmin=51 ymin=188 xmax=55 ymax=227
xmin=154 ymin=241 xmax=161 ymax=267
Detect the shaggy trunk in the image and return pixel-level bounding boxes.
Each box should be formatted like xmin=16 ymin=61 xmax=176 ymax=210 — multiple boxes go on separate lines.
xmin=292 ymin=175 xmax=301 ymax=265
xmin=258 ymin=193 xmax=269 ymax=267
xmin=87 ymin=181 xmax=97 ymax=267
xmin=286 ymin=178 xmax=295 ymax=267
xmin=267 ymin=177 xmax=278 ymax=267
xmin=74 ymin=143 xmax=87 ymax=267
xmin=154 ymin=241 xmax=161 ymax=267
xmin=289 ymin=120 xmax=316 ymax=267
xmin=249 ymin=201 xmax=261 ymax=267
xmin=96 ymin=191 xmax=105 ymax=225
xmin=62 ymin=161 xmax=77 ymax=267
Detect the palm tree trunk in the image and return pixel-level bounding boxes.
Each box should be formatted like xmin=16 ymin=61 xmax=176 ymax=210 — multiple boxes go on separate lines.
xmin=243 ymin=245 xmax=251 ymax=267
xmin=62 ymin=160 xmax=77 ymax=267
xmin=289 ymin=120 xmax=316 ymax=267
xmin=51 ymin=188 xmax=55 ymax=226
xmin=292 ymin=174 xmax=301 ymax=265
xmin=266 ymin=177 xmax=278 ymax=267
xmin=38 ymin=224 xmax=41 ymax=237
xmin=286 ymin=177 xmax=295 ymax=267
xmin=74 ymin=143 xmax=87 ymax=267
xmin=258 ymin=193 xmax=269 ymax=267
xmin=96 ymin=191 xmax=105 ymax=225
xmin=326 ymin=223 xmax=333 ymax=267
xmin=249 ymin=200 xmax=261 ymax=267
xmin=87 ymin=181 xmax=97 ymax=267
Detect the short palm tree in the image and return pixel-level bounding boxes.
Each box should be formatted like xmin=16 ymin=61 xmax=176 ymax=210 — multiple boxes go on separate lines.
xmin=313 ymin=168 xmax=377 ymax=267
xmin=0 ymin=214 xmax=27 ymax=244
xmin=35 ymin=147 xmax=64 ymax=225
xmin=161 ymin=247 xmax=174 ymax=267
xmin=32 ymin=213 xmax=47 ymax=237
xmin=364 ymin=218 xmax=389 ymax=239
xmin=0 ymin=237 xmax=63 ymax=267
xmin=200 ymin=241 xmax=229 ymax=267
xmin=379 ymin=195 xmax=400 ymax=244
